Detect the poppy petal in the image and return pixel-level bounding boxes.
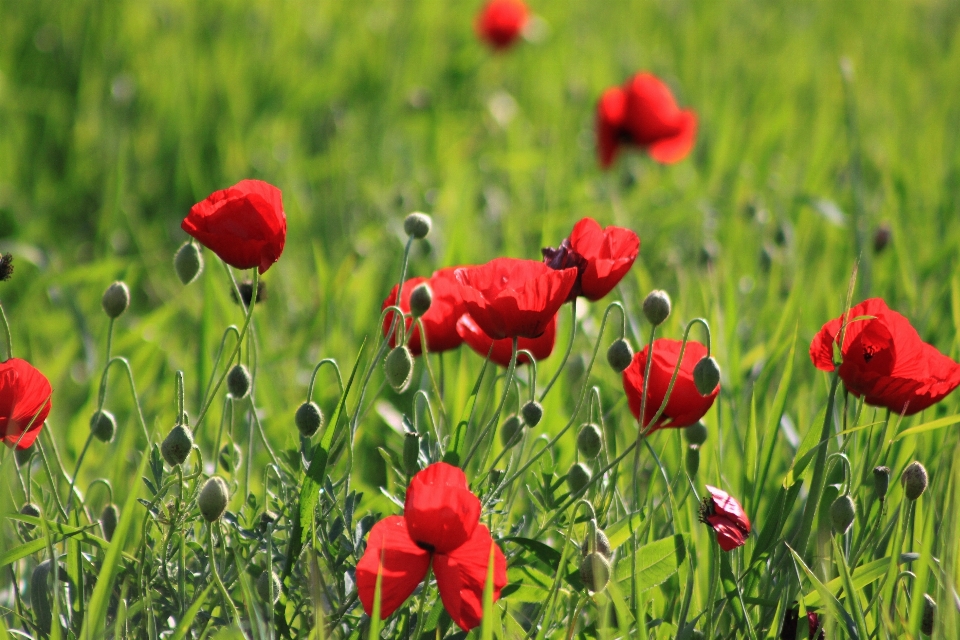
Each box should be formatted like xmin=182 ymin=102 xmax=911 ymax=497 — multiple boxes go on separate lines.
xmin=649 ymin=110 xmax=697 ymax=164
xmin=456 ymin=313 xmax=556 ymax=367
xmin=356 ymin=516 xmax=431 ymax=620
xmin=404 ymin=463 xmax=481 ymax=554
xmin=433 ymin=524 xmax=508 ymax=632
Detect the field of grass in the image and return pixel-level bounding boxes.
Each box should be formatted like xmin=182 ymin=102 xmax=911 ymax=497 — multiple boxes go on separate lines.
xmin=2 ymin=0 xmax=960 ymax=637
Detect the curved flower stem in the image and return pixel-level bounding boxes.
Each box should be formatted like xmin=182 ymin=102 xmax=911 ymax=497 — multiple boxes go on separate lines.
xmin=65 ymin=433 xmax=94 ymax=517
xmin=212 ymin=396 xmax=232 ymax=474
xmin=0 ymin=298 xmax=12 ymax=359
xmin=631 ymin=324 xmax=657 ymax=514
xmin=463 ymin=338 xmax=518 ymax=469
xmin=539 ymin=300 xmax=577 ymax=403
xmin=35 ymin=436 xmax=67 ymax=520
xmin=415 ymin=317 xmax=448 ymax=427
xmin=198 ymin=326 xmax=242 ymax=420
xmin=247 ymin=396 xmax=282 ymax=471
xmin=209 ymin=522 xmax=241 ymax=627
xmin=306 ymin=359 xmax=344 ymax=403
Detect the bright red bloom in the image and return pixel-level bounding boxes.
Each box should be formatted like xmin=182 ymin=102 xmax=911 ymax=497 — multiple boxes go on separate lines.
xmin=622 ymin=339 xmax=718 ymax=431
xmin=542 ymin=218 xmax=640 ymax=301
xmin=476 ymin=0 xmax=528 ymax=50
xmin=700 ymin=485 xmax=751 ymax=551
xmin=597 ymin=87 xmax=627 ymax=168
xmin=456 ymin=313 xmax=556 ymax=367
xmin=356 ymin=463 xmax=507 ymax=631
xmin=455 ymin=258 xmax=576 ymax=340
xmin=182 ymin=179 xmax=286 ymax=274
xmin=382 ymin=268 xmax=467 ymax=356
xmin=0 ymin=359 xmax=53 ymax=450
xmin=810 ymin=298 xmax=960 ymax=415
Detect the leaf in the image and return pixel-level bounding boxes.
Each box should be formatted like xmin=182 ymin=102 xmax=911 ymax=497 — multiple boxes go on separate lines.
xmin=832 ymin=539 xmax=869 ymax=640
xmin=480 ymin=544 xmax=497 ymax=640
xmin=616 ymin=535 xmax=687 ymax=591
xmin=605 ymin=512 xmax=643 ymax=552
xmin=893 ymin=413 xmax=960 ymax=442
xmin=802 ymin=557 xmax=888 ymax=607
xmin=170 ymin=585 xmax=213 ymax=640
xmin=502 ymin=536 xmax=561 ymax=569
xmin=787 ymin=544 xmax=860 ymax=639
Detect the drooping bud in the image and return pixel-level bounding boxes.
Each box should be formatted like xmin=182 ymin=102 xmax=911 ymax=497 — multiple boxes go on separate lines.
xmin=31 ymin=560 xmax=56 ymax=634
xmin=89 ymin=410 xmax=117 ymax=443
xmin=226 ymin=364 xmax=251 ymax=399
xmin=198 ymin=476 xmax=230 ymax=522
xmin=409 ymin=283 xmax=433 ymax=318
xmin=901 ymin=461 xmax=928 ymax=501
xmin=295 ymin=401 xmax=324 ymax=438
xmin=499 ymin=415 xmax=523 ymax=448
xmin=685 ymin=445 xmax=700 ymax=477
xmin=581 ymin=529 xmax=612 ymax=559
xmin=576 ymin=423 xmax=603 ymax=459
xmin=174 ymin=242 xmax=203 ymax=285
xmin=403 ymin=432 xmax=421 ymax=475
xmin=921 ymin=593 xmax=936 ymax=636
xmin=521 ymin=400 xmax=543 ymax=427
xmin=218 ymin=443 xmax=242 ymax=473
xmin=15 ymin=447 xmax=33 ymax=467
xmin=873 ymin=466 xmax=890 ymax=500
xmin=873 ymin=222 xmax=892 ymax=254
xmin=384 ymin=346 xmax=414 ymax=392
xmin=161 ymin=425 xmax=194 ymax=467
xmin=19 ymin=502 xmax=41 ymax=532
xmin=692 ymin=356 xmax=721 ymax=396
xmin=642 ymin=290 xmax=671 ymax=326
xmin=101 ymin=281 xmax=131 ymax=319
xmin=403 ymin=212 xmax=432 ymax=239
xmin=100 ymin=503 xmax=119 ymax=542
xmin=232 ymin=280 xmax=266 ymax=307
xmin=606 ymin=339 xmax=633 ymax=372
xmin=830 ymin=494 xmax=856 ymax=535
xmin=257 ymin=570 xmax=282 ymax=604
xmin=579 ymin=552 xmax=611 ymax=592
xmin=685 ymin=421 xmax=708 ymax=446
xmin=567 ymin=462 xmax=592 ymax=495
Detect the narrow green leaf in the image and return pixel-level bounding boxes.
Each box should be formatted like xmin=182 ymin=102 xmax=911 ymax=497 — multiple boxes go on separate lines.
xmin=615 ymin=534 xmax=686 ymax=590
xmin=170 ymin=585 xmax=213 ymax=640
xmin=893 ymin=413 xmax=960 ymax=441
xmin=832 ymin=539 xmax=868 ymax=640
xmin=803 ymin=557 xmax=888 ymax=607
xmin=605 ymin=512 xmax=643 ymax=552
xmin=480 ymin=544 xmax=497 ymax=640
xmin=787 ymin=544 xmax=859 ymax=639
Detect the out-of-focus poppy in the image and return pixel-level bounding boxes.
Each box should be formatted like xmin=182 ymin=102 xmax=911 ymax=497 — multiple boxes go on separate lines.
xmin=781 ymin=607 xmax=825 ymax=639
xmin=542 ymin=217 xmax=640 ymax=301
xmin=0 ymin=359 xmax=52 ymax=450
xmin=456 ymin=313 xmax=556 ymax=367
xmin=382 ymin=268 xmax=467 ymax=356
xmin=476 ymin=0 xmax=528 ymax=50
xmin=699 ymin=485 xmax=751 ymax=551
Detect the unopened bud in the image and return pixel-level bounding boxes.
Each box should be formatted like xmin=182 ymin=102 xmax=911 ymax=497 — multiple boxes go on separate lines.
xmin=582 ymin=529 xmax=612 ymax=559
xmin=830 ymin=494 xmax=856 ymax=535
xmin=576 ymin=423 xmax=603 ymax=459
xmin=295 ymin=401 xmax=324 ymax=438
xmin=567 ymin=462 xmax=592 ymax=495
xmin=499 ymin=415 xmax=523 ymax=448
xmin=521 ymin=400 xmax=543 ymax=427
xmin=921 ymin=593 xmax=936 ymax=636
xmin=15 ymin=447 xmax=33 ymax=467
xmin=692 ymin=356 xmax=721 ymax=396
xmin=579 ymin=552 xmax=611 ymax=592
xmin=901 ymin=461 xmax=928 ymax=501
xmin=873 ymin=466 xmax=890 ymax=500
xmin=873 ymin=222 xmax=892 ymax=254
xmin=232 ymin=280 xmax=266 ymax=307
xmin=403 ymin=212 xmax=432 ymax=239
xmin=102 ymin=281 xmax=130 ymax=319
xmin=685 ymin=421 xmax=708 ymax=446
xmin=642 ymin=290 xmax=671 ymax=326
xmin=384 ymin=346 xmax=414 ymax=392
xmin=226 ymin=364 xmax=251 ymax=399
xmin=686 ymin=445 xmax=700 ymax=477
xmin=409 ymin=283 xmax=433 ymax=317
xmin=219 ymin=443 xmax=242 ymax=473
xmin=257 ymin=570 xmax=281 ymax=604
xmin=19 ymin=503 xmax=41 ymax=531
xmin=606 ymin=339 xmax=633 ymax=372
xmin=161 ymin=425 xmax=194 ymax=467
xmin=403 ymin=432 xmax=420 ymax=475
xmin=0 ymin=253 xmax=14 ymax=282
xmin=31 ymin=560 xmax=55 ymax=634
xmin=100 ymin=504 xmax=119 ymax=542
xmin=174 ymin=242 xmax=203 ymax=285
xmin=90 ymin=410 xmax=116 ymax=443
xmin=198 ymin=476 xmax=230 ymax=522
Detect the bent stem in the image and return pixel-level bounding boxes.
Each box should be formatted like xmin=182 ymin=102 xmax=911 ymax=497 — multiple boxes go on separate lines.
xmin=539 ymin=300 xmax=576 ymax=402
xmin=209 ymin=522 xmax=241 ymax=627
xmin=0 ymin=298 xmax=12 ymax=359
xmin=463 ymin=338 xmax=518 ymax=469
xmin=65 ymin=433 xmax=94 ymax=517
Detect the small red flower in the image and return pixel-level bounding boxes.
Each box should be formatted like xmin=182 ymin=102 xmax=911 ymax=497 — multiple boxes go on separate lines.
xmin=476 ymin=0 xmax=528 ymax=51
xmin=456 ymin=313 xmax=556 ymax=367
xmin=810 ymin=298 xmax=960 ymax=415
xmin=542 ymin=217 xmax=640 ymax=301
xmin=182 ymin=179 xmax=286 ymax=274
xmin=382 ymin=268 xmax=467 ymax=356
xmin=0 ymin=359 xmax=53 ymax=450
xmin=455 ymin=258 xmax=577 ymax=340
xmin=700 ymin=485 xmax=751 ymax=551
xmin=622 ymin=339 xmax=718 ymax=431
xmin=356 ymin=463 xmax=508 ymax=632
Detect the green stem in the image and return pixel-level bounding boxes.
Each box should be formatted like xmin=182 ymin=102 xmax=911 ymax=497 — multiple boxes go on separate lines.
xmin=539 ymin=300 xmax=576 ymax=402
xmin=64 ymin=432 xmax=94 ymax=517
xmin=208 ymin=522 xmax=241 ymax=627
xmin=411 ymin=565 xmax=433 ymax=640
xmin=0 ymin=298 xmax=13 ymax=359
xmin=463 ymin=338 xmax=518 ymax=469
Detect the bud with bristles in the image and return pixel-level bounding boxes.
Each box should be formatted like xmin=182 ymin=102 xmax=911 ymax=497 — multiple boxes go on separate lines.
xmin=921 ymin=593 xmax=936 ymax=636
xmin=295 ymin=401 xmax=324 ymax=438
xmin=873 ymin=466 xmax=890 ymax=500
xmin=199 ymin=476 xmax=229 ymax=522
xmin=19 ymin=503 xmax=40 ymax=532
xmin=31 ymin=560 xmax=56 ymax=634
xmin=219 ymin=443 xmax=242 ymax=473
xmin=606 ymin=339 xmax=633 ymax=372
xmin=0 ymin=253 xmax=14 ymax=282
xmin=579 ymin=552 xmax=611 ymax=592
xmin=499 ymin=415 xmax=523 ymax=448
xmin=576 ymin=423 xmax=603 ymax=459
xmin=692 ymin=356 xmax=721 ymax=396
xmin=227 ymin=364 xmax=251 ymax=399
xmin=642 ymin=290 xmax=671 ymax=326
xmin=90 ymin=410 xmax=116 ymax=443
xmin=830 ymin=494 xmax=856 ymax=535
xmin=686 ymin=445 xmax=700 ymax=477
xmin=685 ymin=421 xmax=708 ymax=446
xmin=403 ymin=212 xmax=432 ymax=239
xmin=257 ymin=570 xmax=282 ymax=604
xmin=161 ymin=425 xmax=194 ymax=467
xmin=100 ymin=504 xmax=119 ymax=542
xmin=581 ymin=529 xmax=612 ymax=559
xmin=102 ymin=281 xmax=130 ymax=319
xmin=901 ymin=461 xmax=928 ymax=501
xmin=567 ymin=463 xmax=592 ymax=495
xmin=403 ymin=432 xmax=420 ymax=476
xmin=409 ymin=283 xmax=433 ymax=318
xmin=384 ymin=346 xmax=414 ymax=392
xmin=174 ymin=242 xmax=203 ymax=285
xmin=521 ymin=400 xmax=543 ymax=427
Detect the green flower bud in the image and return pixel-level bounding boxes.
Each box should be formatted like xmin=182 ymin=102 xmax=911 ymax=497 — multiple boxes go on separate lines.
xmin=384 ymin=346 xmax=414 ymax=392
xmin=161 ymin=425 xmax=194 ymax=467
xmin=31 ymin=560 xmax=56 ymax=634
xmin=873 ymin=466 xmax=890 ymax=500
xmin=219 ymin=443 xmax=242 ymax=473
xmin=581 ymin=529 xmax=612 ymax=559
xmin=921 ymin=593 xmax=936 ymax=636
xmin=901 ymin=461 xmax=928 ymax=501
xmin=685 ymin=445 xmax=700 ymax=477
xmin=403 ymin=432 xmax=421 ymax=476
xmin=19 ymin=502 xmax=41 ymax=532
xmin=198 ymin=476 xmax=230 ymax=522
xmin=576 ymin=423 xmax=603 ymax=459
xmin=174 ymin=241 xmax=203 ymax=285
xmin=403 ymin=212 xmax=432 ymax=239
xmin=830 ymin=494 xmax=856 ymax=535
xmin=606 ymin=338 xmax=633 ymax=372
xmin=227 ymin=364 xmax=251 ymax=399
xmin=295 ymin=401 xmax=324 ymax=438
xmin=15 ymin=447 xmax=33 ymax=467
xmin=520 ymin=400 xmax=543 ymax=427
xmin=100 ymin=503 xmax=119 ymax=542
xmin=685 ymin=421 xmax=708 ymax=446
xmin=567 ymin=462 xmax=592 ymax=495
xmin=257 ymin=570 xmax=281 ymax=604
xmin=89 ymin=410 xmax=116 ymax=443
xmin=409 ymin=283 xmax=433 ymax=318
xmin=692 ymin=356 xmax=721 ymax=396
xmin=579 ymin=552 xmax=611 ymax=592
xmin=102 ymin=281 xmax=130 ymax=319
xmin=499 ymin=414 xmax=523 ymax=448
xmin=642 ymin=290 xmax=671 ymax=326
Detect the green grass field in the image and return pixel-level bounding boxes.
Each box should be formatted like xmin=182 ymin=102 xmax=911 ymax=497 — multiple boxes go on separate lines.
xmin=2 ymin=0 xmax=960 ymax=637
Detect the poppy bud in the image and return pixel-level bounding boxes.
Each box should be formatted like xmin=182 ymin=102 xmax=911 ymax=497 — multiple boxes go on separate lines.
xmin=873 ymin=466 xmax=891 ymax=500
xmin=15 ymin=447 xmax=33 ymax=467
xmin=102 ymin=281 xmax=130 ymax=319
xmin=921 ymin=593 xmax=936 ymax=636
xmin=693 ymin=356 xmax=721 ymax=396
xmin=89 ymin=410 xmax=116 ymax=443
xmin=567 ymin=462 xmax=592 ymax=495
xmin=219 ymin=443 xmax=242 ymax=473
xmin=403 ymin=212 xmax=432 ymax=239
xmin=100 ymin=503 xmax=119 ymax=542
xmin=259 ymin=510 xmax=278 ymax=533
xmin=0 ymin=253 xmax=14 ymax=282
xmin=227 ymin=364 xmax=251 ymax=399
xmin=579 ymin=552 xmax=611 ymax=592
xmin=901 ymin=461 xmax=928 ymax=501
xmin=685 ymin=421 xmax=709 ymax=446
xmin=606 ymin=338 xmax=633 ymax=372
xmin=499 ymin=414 xmax=523 ymax=448
xmin=161 ymin=425 xmax=194 ymax=467
xmin=873 ymin=222 xmax=892 ymax=254
xmin=174 ymin=241 xmax=203 ymax=285
xmin=409 ymin=283 xmax=433 ymax=318
xmin=199 ymin=476 xmax=230 ymax=522
xmin=581 ymin=529 xmax=612 ymax=559
xmin=295 ymin=401 xmax=324 ymax=438
xmin=642 ymin=290 xmax=671 ymax=326
xmin=384 ymin=346 xmax=414 ymax=392
xmin=686 ymin=445 xmax=700 ymax=477
xmin=830 ymin=494 xmax=856 ymax=535
xmin=403 ymin=432 xmax=420 ymax=475
xmin=520 ymin=400 xmax=543 ymax=427
xmin=31 ymin=560 xmax=56 ymax=634
xmin=232 ymin=280 xmax=266 ymax=307
xmin=576 ymin=423 xmax=603 ymax=459
xmin=19 ymin=502 xmax=40 ymax=533
xmin=257 ymin=570 xmax=281 ymax=604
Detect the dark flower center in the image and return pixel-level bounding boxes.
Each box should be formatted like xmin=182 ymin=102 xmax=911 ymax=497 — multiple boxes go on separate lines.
xmin=414 ymin=540 xmax=436 ymax=553
xmin=542 ymin=240 xmax=586 ymax=300
xmin=697 ymin=497 xmax=714 ymax=524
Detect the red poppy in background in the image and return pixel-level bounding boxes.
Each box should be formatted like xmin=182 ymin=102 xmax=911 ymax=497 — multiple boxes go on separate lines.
xmin=476 ymin=0 xmax=528 ymax=50
xmin=182 ymin=179 xmax=286 ymax=274
xmin=0 ymin=359 xmax=53 ymax=450
xmin=356 ymin=463 xmax=508 ymax=631
xmin=622 ymin=339 xmax=717 ymax=431
xmin=810 ymin=298 xmax=960 ymax=415
xmin=781 ymin=608 xmax=825 ymax=640
xmin=596 ymin=87 xmax=627 ymax=168
xmin=456 ymin=313 xmax=556 ymax=367
xmin=455 ymin=258 xmax=576 ymax=340
xmin=700 ymin=485 xmax=750 ymax=551
xmin=542 ymin=217 xmax=640 ymax=301
xmin=382 ymin=268 xmax=467 ymax=356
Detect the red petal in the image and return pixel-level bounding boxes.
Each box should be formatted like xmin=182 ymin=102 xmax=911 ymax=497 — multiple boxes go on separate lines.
xmin=705 ymin=485 xmax=751 ymax=535
xmin=649 ymin=110 xmax=697 ymax=164
xmin=476 ymin=0 xmax=528 ymax=50
xmin=596 ymin=87 xmax=627 ymax=168
xmin=568 ymin=218 xmax=640 ymax=300
xmin=456 ymin=313 xmax=556 ymax=367
xmin=623 ymin=73 xmax=685 ymax=146
xmin=433 ymin=524 xmax=508 ymax=632
xmin=707 ymin=518 xmax=749 ymax=551
xmin=0 ymin=359 xmax=51 ymax=450
xmin=356 ymin=516 xmax=431 ymax=620
xmin=404 ymin=463 xmax=481 ymax=554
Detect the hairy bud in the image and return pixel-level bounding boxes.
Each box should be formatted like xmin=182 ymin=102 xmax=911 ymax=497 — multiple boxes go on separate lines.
xmin=227 ymin=364 xmax=251 ymax=399
xmin=19 ymin=502 xmax=41 ymax=533
xmin=174 ymin=242 xmax=204 ymax=285
xmin=100 ymin=504 xmax=119 ymax=542
xmin=219 ymin=443 xmax=242 ymax=473
xmin=686 ymin=445 xmax=700 ymax=477
xmin=161 ymin=425 xmax=194 ymax=467
xmin=921 ymin=593 xmax=936 ymax=636
xmin=384 ymin=346 xmax=414 ymax=392
xmin=692 ymin=356 xmax=721 ymax=396
xmin=89 ymin=410 xmax=117 ymax=443
xmin=579 ymin=552 xmax=611 ymax=592
xmin=606 ymin=339 xmax=633 ymax=372
xmin=581 ymin=529 xmax=612 ymax=559
xmin=873 ymin=466 xmax=890 ymax=500
xmin=901 ymin=461 xmax=928 ymax=501
xmin=403 ymin=432 xmax=421 ymax=476
xmin=295 ymin=401 xmax=324 ymax=438
xmin=567 ymin=463 xmax=592 ymax=495
xmin=102 ymin=281 xmax=130 ymax=319
xmin=830 ymin=494 xmax=856 ymax=535
xmin=257 ymin=570 xmax=282 ymax=604
xmin=409 ymin=283 xmax=433 ymax=318
xmin=576 ymin=423 xmax=603 ymax=459
xmin=642 ymin=290 xmax=671 ymax=326
xmin=685 ymin=421 xmax=709 ymax=446
xmin=499 ymin=414 xmax=523 ymax=448
xmin=521 ymin=400 xmax=543 ymax=427
xmin=403 ymin=212 xmax=432 ymax=239
xmin=199 ymin=476 xmax=230 ymax=522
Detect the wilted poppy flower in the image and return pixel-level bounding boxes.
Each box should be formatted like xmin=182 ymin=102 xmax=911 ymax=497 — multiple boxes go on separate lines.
xmin=622 ymin=339 xmax=718 ymax=431
xmin=0 ymin=359 xmax=53 ymax=450
xmin=542 ymin=217 xmax=640 ymax=301
xmin=356 ymin=463 xmax=507 ymax=631
xmin=699 ymin=485 xmax=750 ymax=551
xmin=455 ymin=258 xmax=576 ymax=340
xmin=456 ymin=313 xmax=556 ymax=367
xmin=781 ymin=608 xmax=825 ymax=640
xmin=382 ymin=268 xmax=467 ymax=356
xmin=810 ymin=298 xmax=960 ymax=415
xmin=476 ymin=0 xmax=528 ymax=50
xmin=182 ymin=180 xmax=286 ymax=274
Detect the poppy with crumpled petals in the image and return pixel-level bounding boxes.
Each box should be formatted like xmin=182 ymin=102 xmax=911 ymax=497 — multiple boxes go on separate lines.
xmin=356 ymin=463 xmax=507 ymax=631
xmin=381 ymin=268 xmax=467 ymax=356
xmin=810 ymin=298 xmax=960 ymax=415
xmin=542 ymin=217 xmax=640 ymax=301
xmin=476 ymin=0 xmax=528 ymax=50
xmin=700 ymin=485 xmax=751 ymax=551
xmin=182 ymin=179 xmax=286 ymax=274
xmin=456 ymin=313 xmax=556 ymax=367
xmin=0 ymin=358 xmax=53 ymax=450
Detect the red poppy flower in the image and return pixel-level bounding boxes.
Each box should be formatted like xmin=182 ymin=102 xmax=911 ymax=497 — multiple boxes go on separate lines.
xmin=382 ymin=268 xmax=467 ymax=356
xmin=0 ymin=359 xmax=53 ymax=450
xmin=456 ymin=313 xmax=556 ymax=367
xmin=622 ymin=339 xmax=718 ymax=431
xmin=699 ymin=485 xmax=751 ymax=551
xmin=597 ymin=87 xmax=627 ymax=168
xmin=809 ymin=298 xmax=960 ymax=415
xmin=356 ymin=463 xmax=507 ymax=632
xmin=182 ymin=179 xmax=286 ymax=274
xmin=455 ymin=258 xmax=576 ymax=340
xmin=781 ymin=608 xmax=825 ymax=640
xmin=476 ymin=0 xmax=528 ymax=51
xmin=542 ymin=217 xmax=640 ymax=301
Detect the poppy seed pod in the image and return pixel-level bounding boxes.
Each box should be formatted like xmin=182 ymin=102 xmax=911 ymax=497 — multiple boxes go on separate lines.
xmin=582 ymin=529 xmax=612 ymax=559
xmin=873 ymin=466 xmax=891 ymax=500
xmin=499 ymin=414 xmax=523 ymax=448
xmin=693 ymin=356 xmax=721 ymax=396
xmin=102 ymin=281 xmax=130 ymax=319
xmin=161 ymin=425 xmax=194 ymax=467
xmin=642 ymin=290 xmax=671 ymax=326
xmin=830 ymin=494 xmax=856 ymax=535
xmin=921 ymin=593 xmax=936 ymax=636
xmin=89 ymin=410 xmax=116 ymax=443
xmin=198 ymin=476 xmax=230 ymax=522
xmin=567 ymin=462 xmax=592 ymax=495
xmin=384 ymin=346 xmax=414 ymax=392
xmin=403 ymin=212 xmax=432 ymax=239
xmin=295 ymin=401 xmax=324 ymax=438
xmin=520 ymin=400 xmax=543 ymax=427
xmin=100 ymin=503 xmax=119 ymax=542
xmin=901 ymin=461 xmax=928 ymax=500
xmin=606 ymin=338 xmax=633 ymax=372
xmin=257 ymin=570 xmax=282 ymax=604
xmin=579 ymin=552 xmax=611 ymax=592
xmin=686 ymin=445 xmax=700 ymax=477
xmin=685 ymin=421 xmax=709 ymax=446
xmin=226 ymin=364 xmax=251 ymax=399
xmin=576 ymin=423 xmax=603 ymax=459
xmin=409 ymin=283 xmax=433 ymax=318
xmin=174 ymin=241 xmax=203 ymax=285
xmin=15 ymin=447 xmax=32 ymax=467
xmin=218 ymin=443 xmax=242 ymax=473
xmin=403 ymin=432 xmax=420 ymax=476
